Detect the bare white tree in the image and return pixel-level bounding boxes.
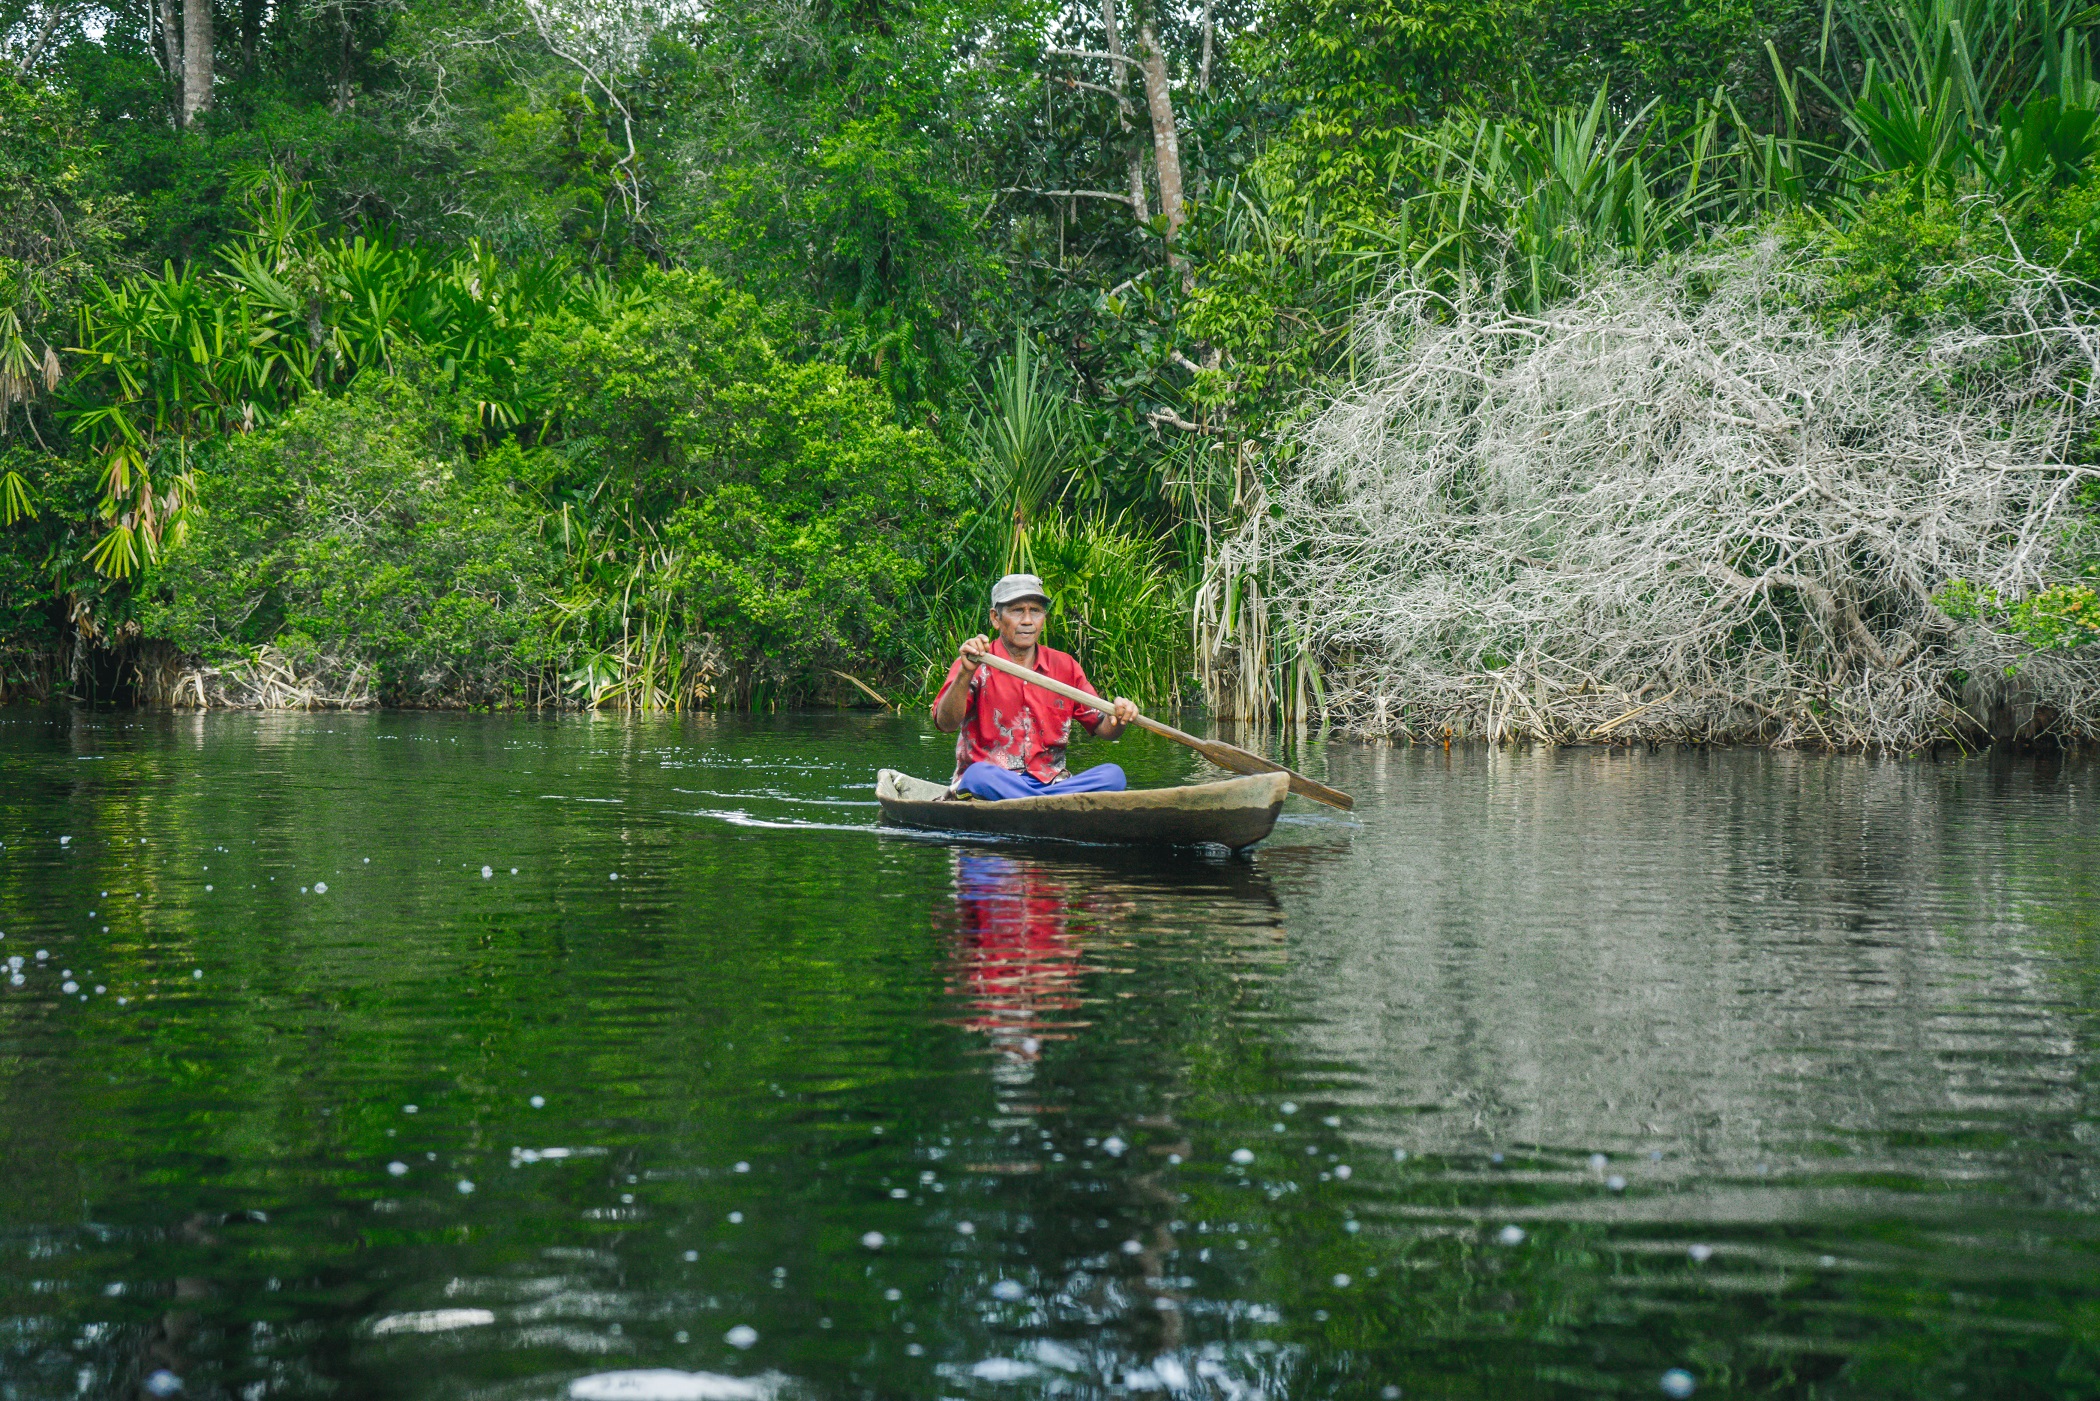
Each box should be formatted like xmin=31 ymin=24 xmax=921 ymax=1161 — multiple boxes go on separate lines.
xmin=3 ymin=0 xmax=94 ymax=77
xmin=1200 ymin=234 xmax=2100 ymax=749
xmin=512 ymin=0 xmax=700 ymax=234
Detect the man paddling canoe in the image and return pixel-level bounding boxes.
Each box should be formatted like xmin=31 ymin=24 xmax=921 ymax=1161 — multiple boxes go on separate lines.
xmin=932 ymin=572 xmax=1141 ymax=800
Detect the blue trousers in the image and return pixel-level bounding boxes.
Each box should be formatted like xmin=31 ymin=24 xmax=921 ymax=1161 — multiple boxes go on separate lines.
xmin=956 ymin=761 xmax=1128 ymax=801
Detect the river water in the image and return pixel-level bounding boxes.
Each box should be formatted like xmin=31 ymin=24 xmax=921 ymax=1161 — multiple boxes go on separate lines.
xmin=1 ymin=711 xmax=2097 ymax=1400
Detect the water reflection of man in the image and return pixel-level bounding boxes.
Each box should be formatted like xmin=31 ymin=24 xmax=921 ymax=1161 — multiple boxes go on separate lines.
xmin=946 ymin=853 xmax=1087 ymax=1065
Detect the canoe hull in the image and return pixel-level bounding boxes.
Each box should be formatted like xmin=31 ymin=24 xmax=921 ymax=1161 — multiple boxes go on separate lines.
xmin=875 ymin=769 xmax=1288 ymax=851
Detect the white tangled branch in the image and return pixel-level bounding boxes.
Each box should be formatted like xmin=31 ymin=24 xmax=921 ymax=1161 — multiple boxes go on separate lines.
xmin=1199 ymin=233 xmax=2100 ymax=749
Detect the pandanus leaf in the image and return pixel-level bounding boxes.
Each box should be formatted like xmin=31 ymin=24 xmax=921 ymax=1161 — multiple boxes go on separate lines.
xmin=0 ymin=471 xmax=36 ymax=525
xmin=84 ymin=524 xmax=141 ymax=579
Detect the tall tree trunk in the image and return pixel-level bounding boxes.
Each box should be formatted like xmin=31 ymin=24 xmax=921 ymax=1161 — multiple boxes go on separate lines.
xmin=1137 ymin=25 xmax=1184 ymax=239
xmin=1199 ymin=0 xmax=1214 ymax=93
xmin=241 ymin=0 xmax=260 ymax=71
xmin=158 ymin=0 xmax=183 ymax=113
xmin=180 ymin=0 xmax=212 ymax=126
xmin=332 ymin=2 xmax=352 ymax=114
xmin=1100 ymin=0 xmax=1150 ymax=225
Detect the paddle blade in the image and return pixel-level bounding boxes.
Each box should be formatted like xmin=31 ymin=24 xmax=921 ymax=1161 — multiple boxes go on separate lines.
xmin=1173 ymin=730 xmax=1356 ymax=812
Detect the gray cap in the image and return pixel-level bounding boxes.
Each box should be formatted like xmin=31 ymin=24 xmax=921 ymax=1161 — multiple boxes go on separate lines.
xmin=990 ymin=573 xmax=1051 ymax=608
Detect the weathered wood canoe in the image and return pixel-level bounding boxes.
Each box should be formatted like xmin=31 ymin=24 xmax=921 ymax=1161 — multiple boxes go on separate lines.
xmin=875 ymin=769 xmax=1290 ymax=851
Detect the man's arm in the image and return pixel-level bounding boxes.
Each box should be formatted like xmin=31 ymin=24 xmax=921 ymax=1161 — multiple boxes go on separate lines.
xmin=1068 ymin=663 xmax=1140 ymax=739
xmin=932 ymin=635 xmax=990 ymax=732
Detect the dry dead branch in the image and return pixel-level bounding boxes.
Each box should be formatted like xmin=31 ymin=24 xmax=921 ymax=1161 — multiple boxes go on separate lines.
xmin=1199 ymin=234 xmax=2100 ymax=749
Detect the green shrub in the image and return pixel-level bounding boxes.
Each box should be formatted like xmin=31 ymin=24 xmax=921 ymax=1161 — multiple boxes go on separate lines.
xmin=137 ymin=376 xmax=564 ymax=705
xmin=523 ymin=267 xmax=970 ymax=699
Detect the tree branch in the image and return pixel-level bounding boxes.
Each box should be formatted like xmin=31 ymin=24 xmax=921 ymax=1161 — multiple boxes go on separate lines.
xmin=1045 ymin=46 xmax=1141 ymax=69
xmin=1001 ymin=186 xmax=1138 ymax=208
xmin=1052 ymin=75 xmax=1126 ymax=103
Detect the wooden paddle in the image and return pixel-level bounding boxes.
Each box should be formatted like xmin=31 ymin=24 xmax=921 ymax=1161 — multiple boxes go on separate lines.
xmin=973 ymin=650 xmax=1355 ymax=811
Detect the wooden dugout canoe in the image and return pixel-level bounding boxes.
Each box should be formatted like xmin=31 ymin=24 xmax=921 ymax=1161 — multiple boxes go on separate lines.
xmin=875 ymin=769 xmax=1290 ymax=851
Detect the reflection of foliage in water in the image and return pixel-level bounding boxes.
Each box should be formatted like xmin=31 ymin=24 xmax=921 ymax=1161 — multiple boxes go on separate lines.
xmin=0 ymin=717 xmax=2097 ymax=1396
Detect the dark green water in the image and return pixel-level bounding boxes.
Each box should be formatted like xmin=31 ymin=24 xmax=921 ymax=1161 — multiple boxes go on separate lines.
xmin=2 ymin=712 xmax=2098 ymax=1401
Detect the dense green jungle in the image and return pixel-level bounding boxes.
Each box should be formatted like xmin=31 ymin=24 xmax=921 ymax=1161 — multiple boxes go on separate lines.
xmin=5 ymin=0 xmax=2100 ymax=745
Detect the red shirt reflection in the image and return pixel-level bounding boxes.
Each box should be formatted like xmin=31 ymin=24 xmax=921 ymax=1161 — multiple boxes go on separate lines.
xmin=945 ymin=853 xmax=1087 ymax=1055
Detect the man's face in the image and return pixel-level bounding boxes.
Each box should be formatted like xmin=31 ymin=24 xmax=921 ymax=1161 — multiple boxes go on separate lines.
xmin=991 ymin=599 xmax=1047 ymax=650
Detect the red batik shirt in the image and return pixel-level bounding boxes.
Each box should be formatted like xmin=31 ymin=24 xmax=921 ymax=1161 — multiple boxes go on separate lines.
xmin=934 ymin=640 xmax=1108 ymax=783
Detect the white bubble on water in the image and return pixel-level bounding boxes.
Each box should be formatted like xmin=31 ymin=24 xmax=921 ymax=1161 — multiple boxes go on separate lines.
xmin=1381 ymin=1388 xmax=1403 ymax=1400
xmin=1497 ymin=1225 xmax=1526 ymax=1246
xmin=59 ymin=837 xmax=70 ymax=847
xmin=1660 ymin=1369 xmax=1696 ymax=1398
xmin=36 ymin=950 xmax=46 ymax=960
xmin=142 ymin=1370 xmax=180 ymax=1396
xmin=956 ymin=1221 xmax=975 ymax=1235
xmin=1589 ymin=1153 xmax=1608 ymax=1171
xmin=609 ymin=873 xmax=618 ymax=881
xmin=62 ymin=982 xmax=78 ymax=994
xmin=1120 ymin=1239 xmax=1142 ymax=1255
xmin=1332 ymin=1273 xmax=1352 ymax=1288
xmin=404 ymin=1105 xmax=418 ymax=1114
xmin=1607 ymin=1175 xmax=1627 ymax=1192
xmin=723 ymin=1325 xmax=758 ymax=1350
xmin=530 ymin=1095 xmax=545 ymax=1108
xmin=971 ymin=1359 xmax=1038 ymax=1382
xmin=733 ymin=1161 xmax=749 ymax=1173
xmin=1818 ymin=1254 xmax=1837 ymax=1268
xmin=1344 ymin=1219 xmax=1361 ymax=1233
xmin=204 ymin=886 xmax=212 ymax=892
xmin=94 ymin=986 xmax=104 ymax=994
xmin=1102 ymin=1136 xmax=1127 ymax=1157
xmin=860 ymin=1231 xmax=885 ymax=1249
xmin=483 ymin=867 xmax=493 ymax=879
xmin=683 ymin=1250 xmax=698 ymax=1262
xmin=883 ymin=1288 xmax=901 ymax=1301
xmin=314 ymin=882 xmax=326 ymax=894
xmin=990 ymin=1280 xmax=1025 ymax=1301
xmin=1280 ymin=1102 xmax=1297 ymax=1114
xmin=1687 ymin=1244 xmax=1713 ymax=1263
xmin=1230 ymin=1148 xmax=1254 ymax=1164
xmin=192 ymin=969 xmax=202 ymax=979
xmin=1334 ymin=1164 xmax=1352 ymax=1180
xmin=511 ymin=868 xmax=519 ymax=875
xmin=727 ymin=1212 xmax=743 ymax=1224
xmin=457 ymin=1180 xmax=475 ymax=1194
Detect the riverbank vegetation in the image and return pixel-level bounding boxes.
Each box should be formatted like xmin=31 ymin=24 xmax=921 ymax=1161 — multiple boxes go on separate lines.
xmin=2 ymin=0 xmax=2099 ymax=741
